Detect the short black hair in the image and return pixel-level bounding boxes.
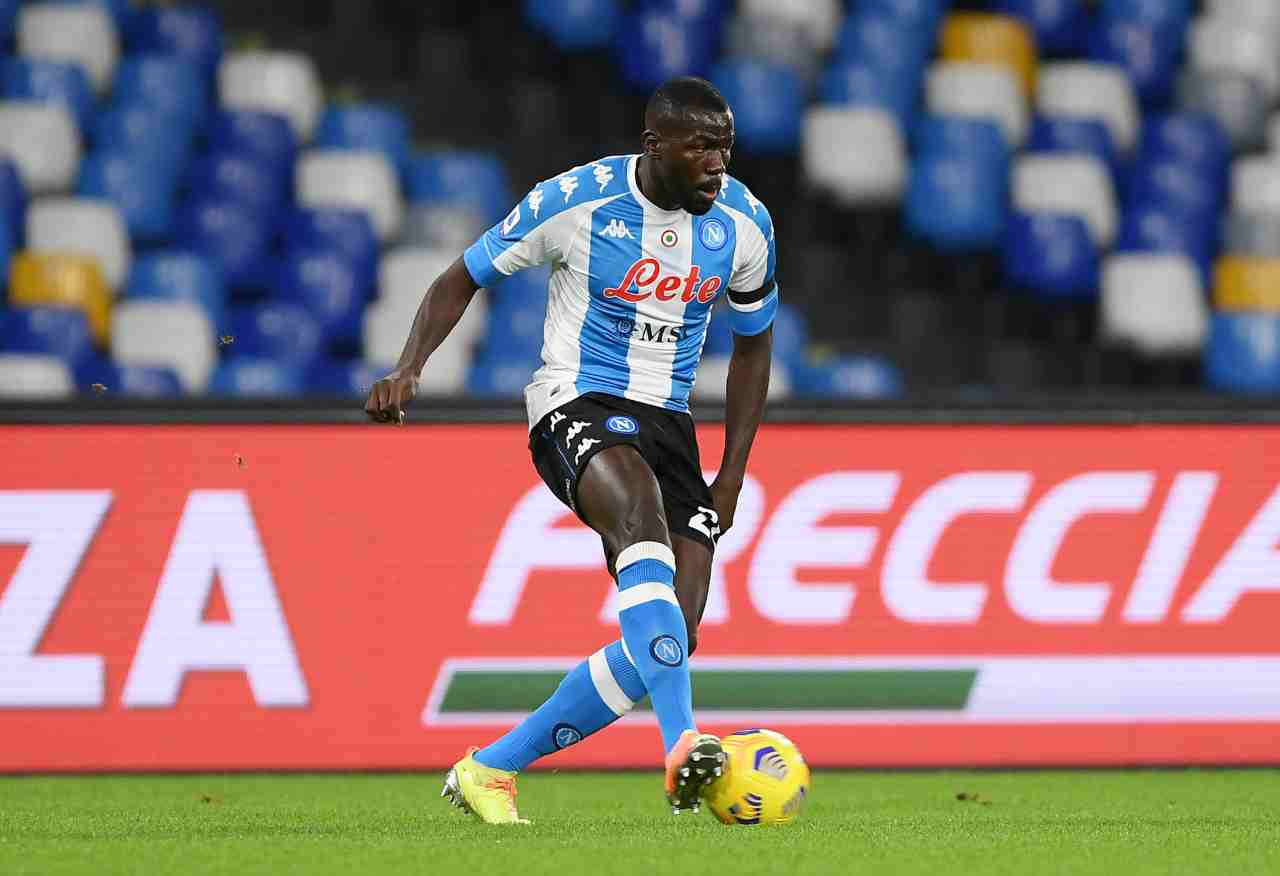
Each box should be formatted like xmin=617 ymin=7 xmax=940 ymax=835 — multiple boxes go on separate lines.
xmin=645 ymin=76 xmax=730 ymax=130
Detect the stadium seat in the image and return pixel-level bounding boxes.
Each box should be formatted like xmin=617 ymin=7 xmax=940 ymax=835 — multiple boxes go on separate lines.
xmin=0 ymin=158 xmax=24 ymax=235
xmin=483 ymin=291 xmax=546 ymax=359
xmin=26 ymin=196 xmax=129 ymax=289
xmin=7 ymin=252 xmax=111 ymax=342
xmin=186 ymin=150 xmax=288 ymax=219
xmin=691 ymin=354 xmax=792 ymax=401
xmin=1013 ymin=155 xmax=1117 ymax=247
xmin=297 ymin=149 xmax=403 ymax=241
xmin=1101 ymin=254 xmax=1207 ymax=354
xmin=0 ymin=352 xmax=73 ymax=397
xmin=228 ymin=302 xmax=323 ymax=367
xmin=1037 ymin=62 xmax=1139 ymax=153
xmin=110 ymin=299 xmax=215 ymax=392
xmin=363 ymin=296 xmax=476 ymax=394
xmin=1205 ymin=0 xmax=1280 ymax=36
xmin=112 ymin=55 xmax=207 ymax=129
xmin=619 ymin=10 xmax=715 ymax=93
xmin=914 ymin=114 xmax=1009 ymax=166
xmin=0 ymin=101 xmax=81 ymax=194
xmin=304 ymin=357 xmax=386 ymax=397
xmin=993 ymin=0 xmax=1087 ymax=56
xmin=74 ymin=358 xmax=184 ymax=397
xmin=77 ymin=150 xmax=176 ymax=243
xmin=818 ymin=60 xmax=917 ymax=130
xmin=1188 ymin=15 xmax=1279 ymax=101
xmin=1116 ymin=205 xmax=1214 ymax=279
xmin=802 ymin=107 xmax=906 ymax=206
xmin=219 ymin=51 xmax=322 ymax=143
xmin=740 ymin=0 xmax=841 ymax=51
xmin=1 ymin=0 xmax=14 ymax=43
xmin=524 ymin=0 xmax=622 ymax=52
xmin=129 ymin=5 xmax=224 ymax=81
xmin=1230 ymin=158 xmax=1280 ymax=216
xmin=708 ymin=60 xmax=803 ymax=153
xmin=905 ymin=152 xmax=1008 ymax=250
xmin=283 ymin=208 xmax=379 ymax=279
xmin=1205 ymin=312 xmax=1280 ymax=394
xmin=315 ymin=103 xmax=411 ymax=178
xmin=925 ymin=61 xmax=1028 ymax=147
xmin=1128 ymin=160 xmax=1223 ymax=223
xmin=405 ymin=151 xmax=511 ymax=225
xmin=790 ymin=354 xmax=904 ymax=399
xmin=126 ymin=251 xmax=226 ymax=331
xmin=1027 ymin=116 xmax=1118 ymax=176
xmin=1138 ymin=114 xmax=1230 ymax=175
xmin=1178 ymin=71 xmax=1267 ymax=151
xmin=1214 ymin=256 xmax=1280 ymax=312
xmin=17 ymin=2 xmax=117 ymax=94
xmin=1 ymin=58 xmax=94 ymax=129
xmin=208 ymin=357 xmax=303 ymax=397
xmin=207 ymin=110 xmax=296 ymax=170
xmin=1003 ymin=211 xmax=1100 ymax=299
xmin=770 ymin=302 xmax=810 ymax=369
xmin=833 ymin=12 xmax=931 ymax=75
xmin=402 ymin=203 xmax=486 ymax=252
xmin=940 ymin=13 xmax=1038 ymax=98
xmin=0 ymin=306 xmax=95 ymax=364
xmin=1223 ymin=212 xmax=1280 ymax=259
xmin=725 ymin=11 xmax=822 ymax=84
xmin=92 ymin=105 xmax=192 ymax=179
xmin=862 ymin=0 xmax=945 ymax=34
xmin=380 ymin=246 xmax=487 ymax=347
xmin=274 ymin=249 xmax=372 ymax=350
xmin=1102 ymin=0 xmax=1192 ymax=32
xmin=0 ymin=217 xmax=11 ymax=284
xmin=1087 ymin=18 xmax=1180 ymax=107
xmin=466 ymin=351 xmax=542 ymax=398
xmin=173 ymin=197 xmax=272 ymax=291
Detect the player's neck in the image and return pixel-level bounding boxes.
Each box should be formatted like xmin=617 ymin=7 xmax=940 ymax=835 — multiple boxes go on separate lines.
xmin=636 ymin=155 xmax=682 ymax=212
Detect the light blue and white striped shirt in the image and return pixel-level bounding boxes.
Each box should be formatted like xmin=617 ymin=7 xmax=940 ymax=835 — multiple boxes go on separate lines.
xmin=464 ymin=154 xmax=778 ymax=429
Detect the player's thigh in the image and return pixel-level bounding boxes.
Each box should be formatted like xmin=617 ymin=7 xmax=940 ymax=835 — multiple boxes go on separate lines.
xmin=672 ymin=533 xmax=712 ymax=654
xmin=577 ymin=444 xmax=672 ymax=563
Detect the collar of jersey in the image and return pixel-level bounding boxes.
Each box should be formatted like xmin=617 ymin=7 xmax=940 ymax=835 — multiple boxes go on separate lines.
xmin=627 ymin=155 xmax=686 ymax=223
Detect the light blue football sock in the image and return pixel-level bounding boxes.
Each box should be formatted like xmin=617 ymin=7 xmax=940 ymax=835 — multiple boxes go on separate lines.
xmin=473 ymin=639 xmax=646 ymax=772
xmin=614 ymin=541 xmax=696 ymax=754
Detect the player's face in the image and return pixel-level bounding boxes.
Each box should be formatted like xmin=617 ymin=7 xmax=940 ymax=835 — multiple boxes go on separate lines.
xmin=662 ymin=110 xmax=734 ymax=215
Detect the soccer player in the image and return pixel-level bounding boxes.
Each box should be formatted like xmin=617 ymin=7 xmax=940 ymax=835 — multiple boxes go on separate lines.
xmin=365 ymin=77 xmax=777 ymax=823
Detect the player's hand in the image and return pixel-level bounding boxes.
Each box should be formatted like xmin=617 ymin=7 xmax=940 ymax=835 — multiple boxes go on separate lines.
xmin=708 ymin=475 xmax=742 ymax=536
xmin=364 ymin=369 xmax=418 ymax=425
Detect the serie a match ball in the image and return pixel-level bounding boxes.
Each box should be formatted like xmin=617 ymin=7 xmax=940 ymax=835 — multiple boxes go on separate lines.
xmin=704 ymin=729 xmax=811 ymax=826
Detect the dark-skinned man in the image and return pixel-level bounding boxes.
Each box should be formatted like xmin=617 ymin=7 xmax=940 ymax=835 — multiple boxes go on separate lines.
xmin=365 ymin=77 xmax=778 ymax=824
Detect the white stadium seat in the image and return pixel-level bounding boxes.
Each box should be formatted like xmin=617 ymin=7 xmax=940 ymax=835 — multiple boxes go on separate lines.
xmin=378 ymin=246 xmax=488 ymax=346
xmin=0 ymin=353 xmax=74 ymax=399
xmin=18 ymin=2 xmax=118 ymax=94
xmin=1102 ymin=254 xmax=1208 ymax=356
xmin=26 ymin=197 xmax=130 ymax=289
xmin=112 ymin=300 xmax=215 ymax=392
xmin=802 ymin=107 xmax=906 ymax=206
xmin=219 ymin=51 xmax=322 ymax=143
xmin=692 ymin=355 xmax=793 ymax=402
xmin=297 ymin=149 xmax=404 ymax=242
xmin=363 ymin=297 xmax=480 ymax=395
xmin=1224 ymin=210 xmax=1280 ymax=258
xmin=740 ymin=0 xmax=841 ymax=51
xmin=1207 ymin=0 xmax=1280 ymax=38
xmin=1231 ymin=157 xmax=1280 ymax=214
xmin=1037 ymin=62 xmax=1139 ymax=153
xmin=0 ymin=101 xmax=81 ymax=194
xmin=1013 ymin=155 xmax=1118 ymax=247
xmin=1189 ymin=16 xmax=1280 ymax=101
xmin=926 ymin=61 xmax=1028 ymax=148
xmin=403 ymin=204 xmax=486 ymax=251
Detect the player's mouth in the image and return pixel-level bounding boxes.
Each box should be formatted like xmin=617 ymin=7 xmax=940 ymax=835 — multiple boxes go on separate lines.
xmin=695 ymin=179 xmax=720 ymax=203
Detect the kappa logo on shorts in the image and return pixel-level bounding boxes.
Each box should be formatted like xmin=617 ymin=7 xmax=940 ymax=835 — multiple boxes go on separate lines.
xmin=549 ymin=411 xmax=567 ymax=432
xmin=605 ymin=415 xmax=638 ymax=435
xmin=565 ymin=421 xmax=591 ymax=443
xmin=650 ymin=635 xmax=684 ymax=667
xmin=553 ymin=723 xmax=583 ymax=749
xmin=575 ymin=437 xmax=601 ymax=464
xmin=689 ymin=506 xmax=721 ymax=544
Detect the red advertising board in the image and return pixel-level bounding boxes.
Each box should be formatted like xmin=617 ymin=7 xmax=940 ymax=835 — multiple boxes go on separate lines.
xmin=2 ymin=423 xmax=1279 ymax=771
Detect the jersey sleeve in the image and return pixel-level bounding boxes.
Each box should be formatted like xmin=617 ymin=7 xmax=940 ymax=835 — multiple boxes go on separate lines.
xmin=726 ymin=190 xmax=778 ymax=336
xmin=463 ymin=184 xmax=569 ymax=288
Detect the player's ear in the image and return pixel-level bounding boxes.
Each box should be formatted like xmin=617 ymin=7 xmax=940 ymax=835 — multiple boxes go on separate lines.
xmin=642 ymin=129 xmax=662 ymax=158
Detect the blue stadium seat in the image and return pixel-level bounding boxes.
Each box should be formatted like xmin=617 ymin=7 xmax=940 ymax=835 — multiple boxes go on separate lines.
xmin=126 ymin=251 xmax=226 ymax=329
xmin=1 ymin=0 xmax=15 ymax=44
xmin=1205 ymin=313 xmax=1280 ymax=395
xmin=792 ymin=354 xmax=904 ymax=399
xmin=315 ymin=103 xmax=411 ymax=177
xmin=1124 ymin=160 xmax=1223 ymax=223
xmin=709 ymin=60 xmax=803 ymax=153
xmin=184 ymin=150 xmax=288 ymax=219
xmin=1 ymin=306 xmax=96 ymax=364
xmin=466 ymin=352 xmax=541 ymax=398
xmin=770 ymin=302 xmax=809 ymax=369
xmin=113 ymin=55 xmax=206 ymax=128
xmin=228 ymin=302 xmax=323 ymax=367
xmin=1138 ymin=114 xmax=1230 ymax=175
xmin=861 ymin=0 xmax=944 ymax=35
xmin=1101 ymin=0 xmax=1191 ymax=32
xmin=914 ymin=115 xmax=1009 ymax=167
xmin=128 ymin=5 xmax=224 ymax=81
xmin=525 ymin=0 xmax=622 ymax=52
xmin=702 ymin=303 xmax=733 ymax=357
xmin=208 ymin=357 xmax=303 ymax=397
xmin=61 ymin=0 xmax=133 ymax=31
xmin=2 ymin=59 xmax=94 ymax=128
xmin=1003 ymin=212 xmax=1100 ymax=299
xmin=0 ymin=159 xmax=25 ymax=239
xmin=905 ymin=154 xmax=1008 ymax=251
xmin=405 ymin=151 xmax=511 ymax=224
xmin=74 ymin=357 xmax=185 ymax=397
xmin=1087 ymin=19 xmax=1179 ymax=107
xmin=273 ymin=250 xmax=370 ymax=349
xmin=207 ymin=110 xmax=296 ymax=170
xmin=304 ymin=357 xmax=385 ymax=397
xmin=1027 ymin=116 xmax=1118 ymax=177
xmin=641 ymin=0 xmax=726 ymax=27
xmin=1116 ymin=205 xmax=1214 ymax=279
xmin=993 ymin=0 xmax=1086 ymax=56
xmin=92 ymin=104 xmax=192 ymax=178
xmin=0 ymin=215 xmax=11 ymax=285
xmin=834 ymin=12 xmax=932 ymax=74
xmin=281 ymin=208 xmax=378 ymax=279
xmin=617 ymin=11 xmax=713 ymax=93
xmin=78 ymin=150 xmax=176 ymax=242
xmin=819 ymin=60 xmax=918 ymax=131
xmin=483 ymin=295 xmax=547 ymax=359
xmin=174 ymin=197 xmax=273 ymax=291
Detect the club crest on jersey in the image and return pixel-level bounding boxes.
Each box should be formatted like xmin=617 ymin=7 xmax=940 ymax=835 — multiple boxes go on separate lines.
xmin=603 ymin=258 xmax=722 ymax=304
xmin=700 ymin=218 xmax=728 ymax=251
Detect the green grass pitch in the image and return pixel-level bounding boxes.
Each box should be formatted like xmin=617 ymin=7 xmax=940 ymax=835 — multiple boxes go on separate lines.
xmin=2 ymin=770 xmax=1277 ymax=875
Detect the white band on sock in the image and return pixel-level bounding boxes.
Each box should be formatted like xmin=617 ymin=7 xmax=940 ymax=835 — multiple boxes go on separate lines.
xmin=587 ymin=648 xmax=635 ymax=717
xmin=616 ymin=540 xmax=676 ymax=572
xmin=617 ymin=581 xmax=681 ymax=612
